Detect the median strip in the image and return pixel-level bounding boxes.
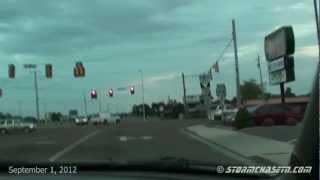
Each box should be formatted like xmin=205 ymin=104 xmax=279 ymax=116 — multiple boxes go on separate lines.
xmin=49 ymin=130 xmax=100 ymax=162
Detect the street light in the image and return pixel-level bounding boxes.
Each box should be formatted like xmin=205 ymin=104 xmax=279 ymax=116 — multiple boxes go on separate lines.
xmin=138 ymin=70 xmax=146 ymax=121
xmin=24 ymin=64 xmax=40 ymax=122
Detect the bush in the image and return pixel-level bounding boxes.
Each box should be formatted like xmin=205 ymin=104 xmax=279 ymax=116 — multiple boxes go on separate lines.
xmin=233 ymin=108 xmax=253 ymax=129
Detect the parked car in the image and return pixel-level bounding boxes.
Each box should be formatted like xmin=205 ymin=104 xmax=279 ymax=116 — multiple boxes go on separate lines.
xmin=0 ymin=119 xmax=36 ymax=135
xmin=75 ymin=116 xmax=88 ymax=125
xmin=248 ymin=104 xmax=304 ymax=126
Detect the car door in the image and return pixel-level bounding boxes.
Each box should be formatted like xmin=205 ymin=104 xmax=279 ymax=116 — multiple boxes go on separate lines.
xmin=253 ymin=105 xmax=270 ymax=124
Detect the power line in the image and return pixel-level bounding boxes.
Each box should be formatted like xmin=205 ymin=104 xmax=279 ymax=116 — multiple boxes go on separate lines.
xmin=214 ymin=38 xmax=233 ymax=64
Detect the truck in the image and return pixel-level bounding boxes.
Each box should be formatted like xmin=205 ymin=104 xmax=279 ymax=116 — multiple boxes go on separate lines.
xmin=89 ymin=113 xmax=120 ymax=125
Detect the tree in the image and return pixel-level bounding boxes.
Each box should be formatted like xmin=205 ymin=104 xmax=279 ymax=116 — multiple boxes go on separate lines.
xmin=285 ymin=87 xmax=296 ymax=97
xmin=240 ymin=79 xmax=263 ymax=100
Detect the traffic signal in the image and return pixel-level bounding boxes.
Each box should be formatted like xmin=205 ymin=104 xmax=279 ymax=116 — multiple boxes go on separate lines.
xmin=90 ymin=89 xmax=97 ymax=99
xmin=45 ymin=64 xmax=53 ymax=78
xmin=74 ymin=62 xmax=85 ymax=77
xmin=108 ymin=89 xmax=114 ymax=97
xmin=0 ymin=88 xmax=2 ymax=97
xmin=8 ymin=64 xmax=15 ymax=79
xmin=129 ymin=86 xmax=135 ymax=95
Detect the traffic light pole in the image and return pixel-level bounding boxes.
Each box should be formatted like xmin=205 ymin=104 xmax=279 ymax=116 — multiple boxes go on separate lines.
xmin=33 ymin=71 xmax=40 ymax=122
xmin=83 ymin=93 xmax=88 ymax=117
xmin=139 ymin=70 xmax=146 ymax=121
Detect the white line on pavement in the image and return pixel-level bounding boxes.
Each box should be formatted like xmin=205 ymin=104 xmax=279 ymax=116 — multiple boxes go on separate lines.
xmin=49 ymin=130 xmax=100 ymax=162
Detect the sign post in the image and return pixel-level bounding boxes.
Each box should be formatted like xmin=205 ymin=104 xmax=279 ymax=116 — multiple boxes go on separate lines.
xmin=264 ymin=26 xmax=295 ymax=104
xmin=216 ymin=83 xmax=227 ymax=123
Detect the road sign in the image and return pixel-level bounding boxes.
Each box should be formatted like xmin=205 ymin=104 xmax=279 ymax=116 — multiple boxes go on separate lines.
xmin=268 ymin=58 xmax=285 ymax=73
xmin=268 ymin=56 xmax=295 ymax=85
xmin=216 ymin=84 xmax=226 ymax=99
xmin=199 ymin=74 xmax=211 ymax=88
xmin=24 ymin=64 xmax=37 ymax=69
xmin=264 ymin=26 xmax=295 ymax=61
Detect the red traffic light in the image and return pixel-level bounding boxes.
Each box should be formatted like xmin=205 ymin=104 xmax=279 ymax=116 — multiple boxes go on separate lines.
xmin=45 ymin=64 xmax=53 ymax=78
xmin=108 ymin=89 xmax=114 ymax=97
xmin=90 ymin=89 xmax=97 ymax=99
xmin=129 ymin=86 xmax=135 ymax=95
xmin=8 ymin=64 xmax=15 ymax=79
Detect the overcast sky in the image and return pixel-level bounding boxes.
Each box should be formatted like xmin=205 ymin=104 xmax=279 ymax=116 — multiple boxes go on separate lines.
xmin=0 ymin=0 xmax=318 ymax=117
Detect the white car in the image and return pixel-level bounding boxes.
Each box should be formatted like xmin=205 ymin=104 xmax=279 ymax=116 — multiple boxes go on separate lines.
xmin=0 ymin=119 xmax=36 ymax=134
xmin=208 ymin=104 xmax=238 ymax=123
xmin=75 ymin=116 xmax=88 ymax=125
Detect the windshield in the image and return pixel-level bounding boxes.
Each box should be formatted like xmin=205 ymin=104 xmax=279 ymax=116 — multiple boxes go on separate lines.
xmin=0 ymin=0 xmax=317 ymax=177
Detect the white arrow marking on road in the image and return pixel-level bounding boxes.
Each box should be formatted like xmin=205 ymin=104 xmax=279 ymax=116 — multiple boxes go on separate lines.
xmin=49 ymin=130 xmax=100 ymax=162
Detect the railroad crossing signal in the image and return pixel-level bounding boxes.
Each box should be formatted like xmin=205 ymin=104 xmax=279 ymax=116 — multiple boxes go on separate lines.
xmin=91 ymin=89 xmax=97 ymax=99
xmin=129 ymin=86 xmax=135 ymax=95
xmin=108 ymin=89 xmax=114 ymax=97
xmin=74 ymin=62 xmax=85 ymax=77
xmin=8 ymin=64 xmax=15 ymax=79
xmin=45 ymin=64 xmax=53 ymax=78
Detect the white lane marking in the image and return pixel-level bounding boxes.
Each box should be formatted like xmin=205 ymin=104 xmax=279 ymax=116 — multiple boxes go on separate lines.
xmin=287 ymin=138 xmax=297 ymax=144
xmin=49 ymin=130 xmax=100 ymax=162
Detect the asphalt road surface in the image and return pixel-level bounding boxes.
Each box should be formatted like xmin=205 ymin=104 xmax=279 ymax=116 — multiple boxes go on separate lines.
xmin=0 ymin=118 xmax=235 ymax=165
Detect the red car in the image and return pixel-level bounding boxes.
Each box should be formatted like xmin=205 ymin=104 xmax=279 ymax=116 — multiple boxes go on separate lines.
xmin=248 ymin=104 xmax=304 ymax=126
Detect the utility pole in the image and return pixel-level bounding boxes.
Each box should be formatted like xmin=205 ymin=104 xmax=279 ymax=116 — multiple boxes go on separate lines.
xmin=232 ymin=19 xmax=241 ymax=107
xmin=181 ymin=72 xmax=188 ymax=115
xmin=257 ymin=55 xmax=264 ymax=93
xmin=33 ymin=71 xmax=40 ymax=122
xmin=139 ymin=70 xmax=146 ymax=121
xmin=17 ymin=100 xmax=22 ymax=117
xmin=314 ymin=0 xmax=320 ymax=60
xmin=83 ymin=93 xmax=88 ymax=117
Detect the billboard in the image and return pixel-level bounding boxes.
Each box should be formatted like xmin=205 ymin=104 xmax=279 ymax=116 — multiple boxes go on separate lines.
xmin=264 ymin=26 xmax=295 ymax=61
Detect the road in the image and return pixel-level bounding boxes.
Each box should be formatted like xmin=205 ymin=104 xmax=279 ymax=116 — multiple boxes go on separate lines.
xmin=0 ymin=118 xmax=235 ymax=165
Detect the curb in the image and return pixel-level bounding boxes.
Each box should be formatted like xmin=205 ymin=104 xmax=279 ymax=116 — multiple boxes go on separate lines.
xmin=181 ymin=128 xmax=257 ymax=166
